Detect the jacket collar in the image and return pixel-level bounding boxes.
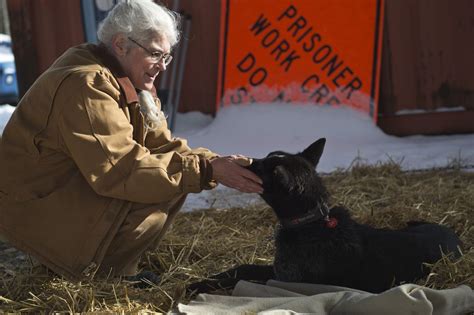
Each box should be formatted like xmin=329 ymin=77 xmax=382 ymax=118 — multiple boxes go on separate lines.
xmin=90 ymin=43 xmax=157 ymax=104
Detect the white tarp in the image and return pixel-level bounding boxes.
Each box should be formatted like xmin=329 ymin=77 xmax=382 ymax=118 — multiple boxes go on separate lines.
xmin=177 ymin=280 xmax=474 ymax=315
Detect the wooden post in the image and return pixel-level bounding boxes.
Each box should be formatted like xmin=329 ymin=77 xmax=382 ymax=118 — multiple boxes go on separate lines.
xmin=0 ymin=0 xmax=10 ymax=34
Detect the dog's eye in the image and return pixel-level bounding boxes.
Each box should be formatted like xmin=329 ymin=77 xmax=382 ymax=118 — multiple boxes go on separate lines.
xmin=273 ymin=165 xmax=292 ymax=186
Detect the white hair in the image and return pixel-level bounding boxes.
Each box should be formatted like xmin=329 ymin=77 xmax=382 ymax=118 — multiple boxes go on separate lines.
xmin=138 ymin=90 xmax=167 ymax=129
xmin=97 ymin=0 xmax=181 ymax=48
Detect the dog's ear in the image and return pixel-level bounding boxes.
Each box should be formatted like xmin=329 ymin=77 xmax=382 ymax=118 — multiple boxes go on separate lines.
xmin=301 ymin=138 xmax=326 ymax=166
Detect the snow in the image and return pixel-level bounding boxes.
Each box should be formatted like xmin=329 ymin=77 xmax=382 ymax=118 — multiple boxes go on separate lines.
xmin=1 ymin=103 xmax=473 ymax=212
xmin=0 ymin=34 xmax=15 ymax=63
xmin=0 ymin=52 xmax=14 ymax=63
xmin=174 ymin=103 xmax=474 ymax=211
xmin=174 ymin=103 xmax=474 ymax=173
xmin=0 ymin=105 xmax=15 ymax=133
xmin=395 ymin=106 xmax=466 ymax=115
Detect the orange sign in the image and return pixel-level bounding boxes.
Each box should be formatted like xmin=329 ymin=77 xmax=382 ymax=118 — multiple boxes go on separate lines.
xmin=217 ymin=0 xmax=384 ymax=120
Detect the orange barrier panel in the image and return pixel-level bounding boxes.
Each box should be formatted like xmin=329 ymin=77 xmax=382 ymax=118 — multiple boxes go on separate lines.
xmin=217 ymin=0 xmax=384 ymax=120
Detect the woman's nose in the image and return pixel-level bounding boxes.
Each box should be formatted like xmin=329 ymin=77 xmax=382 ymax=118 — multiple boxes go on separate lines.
xmin=157 ymin=59 xmax=167 ymax=71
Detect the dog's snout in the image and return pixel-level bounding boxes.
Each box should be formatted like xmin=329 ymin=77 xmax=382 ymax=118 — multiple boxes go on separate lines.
xmin=247 ymin=158 xmax=264 ymax=174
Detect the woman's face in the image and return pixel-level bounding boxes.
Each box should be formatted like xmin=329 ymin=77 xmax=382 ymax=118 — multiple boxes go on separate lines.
xmin=117 ymin=33 xmax=171 ymax=91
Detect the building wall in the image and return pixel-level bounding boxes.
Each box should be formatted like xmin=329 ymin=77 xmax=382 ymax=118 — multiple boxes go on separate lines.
xmin=7 ymin=0 xmax=84 ymax=96
xmin=380 ymin=0 xmax=474 ymax=114
xmin=171 ymin=0 xmax=221 ymax=115
xmin=378 ymin=0 xmax=474 ymax=135
xmin=6 ymin=0 xmax=474 ymax=135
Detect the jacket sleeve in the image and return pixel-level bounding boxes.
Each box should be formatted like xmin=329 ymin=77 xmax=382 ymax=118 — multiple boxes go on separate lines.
xmin=56 ymin=71 xmax=212 ymax=203
xmin=144 ymin=98 xmax=220 ymax=161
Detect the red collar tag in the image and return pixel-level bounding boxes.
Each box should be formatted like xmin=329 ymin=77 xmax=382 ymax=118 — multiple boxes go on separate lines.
xmin=326 ymin=217 xmax=338 ymax=229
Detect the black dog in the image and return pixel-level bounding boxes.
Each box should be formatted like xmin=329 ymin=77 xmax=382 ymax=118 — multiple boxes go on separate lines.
xmin=189 ymin=138 xmax=462 ymax=294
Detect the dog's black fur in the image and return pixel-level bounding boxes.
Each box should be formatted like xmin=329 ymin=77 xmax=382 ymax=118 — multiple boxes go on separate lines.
xmin=189 ymin=138 xmax=462 ymax=294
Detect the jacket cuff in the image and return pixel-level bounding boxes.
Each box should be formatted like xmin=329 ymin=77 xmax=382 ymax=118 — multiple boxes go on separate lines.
xmin=199 ymin=158 xmax=217 ymax=190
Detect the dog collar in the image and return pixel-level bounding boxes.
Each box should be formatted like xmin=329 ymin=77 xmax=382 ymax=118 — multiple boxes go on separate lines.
xmin=281 ymin=201 xmax=333 ymax=228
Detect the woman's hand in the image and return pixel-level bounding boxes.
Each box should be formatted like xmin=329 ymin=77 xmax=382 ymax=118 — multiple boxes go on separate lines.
xmin=210 ymin=155 xmax=263 ymax=193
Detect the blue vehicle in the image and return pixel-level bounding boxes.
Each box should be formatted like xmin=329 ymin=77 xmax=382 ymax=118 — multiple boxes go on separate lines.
xmin=0 ymin=34 xmax=19 ymax=105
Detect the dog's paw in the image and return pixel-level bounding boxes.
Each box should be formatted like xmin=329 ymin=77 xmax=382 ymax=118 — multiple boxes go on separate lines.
xmin=186 ymin=278 xmax=239 ymax=295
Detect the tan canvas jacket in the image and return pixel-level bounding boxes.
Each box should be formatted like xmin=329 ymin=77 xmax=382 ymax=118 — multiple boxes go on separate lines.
xmin=0 ymin=44 xmax=218 ymax=279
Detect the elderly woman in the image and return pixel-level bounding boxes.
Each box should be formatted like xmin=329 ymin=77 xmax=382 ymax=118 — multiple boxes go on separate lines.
xmin=0 ymin=0 xmax=262 ymax=286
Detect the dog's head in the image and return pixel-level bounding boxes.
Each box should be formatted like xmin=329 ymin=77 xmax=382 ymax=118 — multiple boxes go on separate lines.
xmin=247 ymin=138 xmax=329 ymax=224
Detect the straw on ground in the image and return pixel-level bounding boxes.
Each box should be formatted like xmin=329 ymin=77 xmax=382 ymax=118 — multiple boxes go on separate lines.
xmin=0 ymin=163 xmax=473 ymax=313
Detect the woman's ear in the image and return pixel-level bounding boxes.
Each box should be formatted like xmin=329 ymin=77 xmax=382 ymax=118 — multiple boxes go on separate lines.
xmin=111 ymin=34 xmax=128 ymax=57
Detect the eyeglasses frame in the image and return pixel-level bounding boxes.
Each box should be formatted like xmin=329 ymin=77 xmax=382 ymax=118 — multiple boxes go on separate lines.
xmin=127 ymin=37 xmax=173 ymax=65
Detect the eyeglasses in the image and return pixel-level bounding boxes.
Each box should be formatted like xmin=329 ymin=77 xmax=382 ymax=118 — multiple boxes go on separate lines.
xmin=128 ymin=37 xmax=173 ymax=65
